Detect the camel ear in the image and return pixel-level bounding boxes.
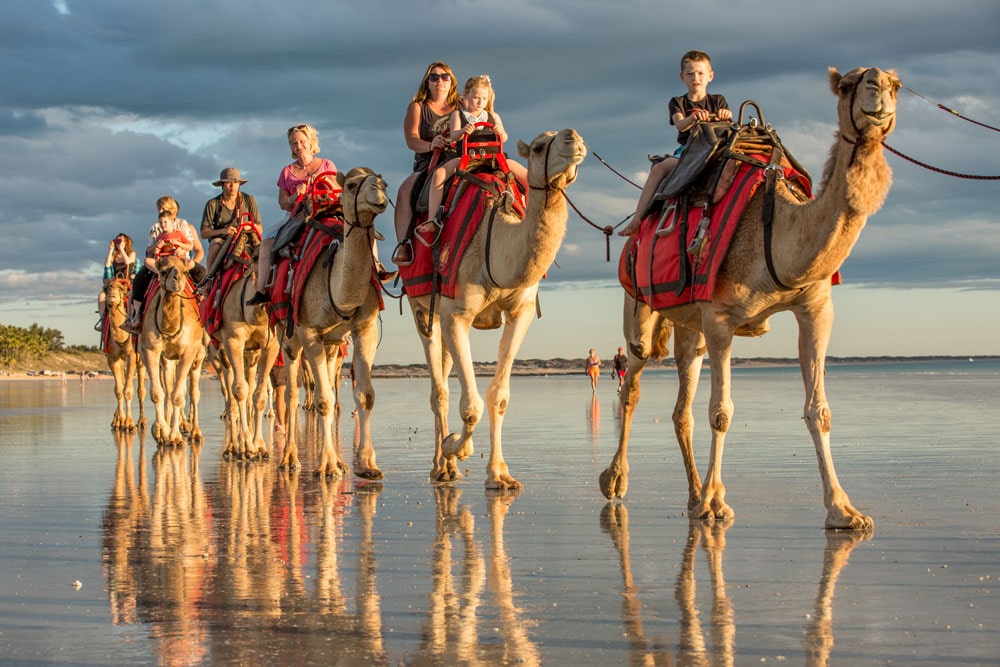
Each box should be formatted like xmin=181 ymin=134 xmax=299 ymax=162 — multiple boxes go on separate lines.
xmin=336 ymin=171 xmax=346 ymax=187
xmin=517 ymin=139 xmax=530 ymax=159
xmin=828 ymin=67 xmax=842 ymax=95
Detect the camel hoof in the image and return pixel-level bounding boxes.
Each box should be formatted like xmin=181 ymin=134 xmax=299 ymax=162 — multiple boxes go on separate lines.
xmin=431 ymin=468 xmax=461 ymax=483
xmin=355 ymin=468 xmax=385 ymax=481
xmin=826 ymin=513 xmax=874 ymax=533
xmin=441 ymin=433 xmax=473 ymax=460
xmin=485 ymin=476 xmax=522 ymax=492
xmin=598 ymin=465 xmax=628 ymax=500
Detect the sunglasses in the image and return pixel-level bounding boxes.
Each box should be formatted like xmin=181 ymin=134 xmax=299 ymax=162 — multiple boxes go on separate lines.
xmin=427 ymin=72 xmax=451 ymax=83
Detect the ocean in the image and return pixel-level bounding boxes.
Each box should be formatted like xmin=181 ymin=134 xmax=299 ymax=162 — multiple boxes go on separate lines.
xmin=1 ymin=358 xmax=997 ymax=665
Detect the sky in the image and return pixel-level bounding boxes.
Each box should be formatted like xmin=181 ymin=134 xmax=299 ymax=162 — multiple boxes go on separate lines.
xmin=1 ymin=0 xmax=998 ymax=364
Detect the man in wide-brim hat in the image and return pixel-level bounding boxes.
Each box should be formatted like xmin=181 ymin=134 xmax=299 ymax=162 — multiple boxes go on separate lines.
xmin=201 ymin=167 xmax=261 ymax=278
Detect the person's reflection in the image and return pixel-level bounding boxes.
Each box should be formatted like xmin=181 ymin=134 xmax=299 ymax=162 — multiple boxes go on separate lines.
xmin=587 ymin=394 xmax=601 ymax=446
xmin=102 ymin=431 xmax=146 ymax=625
xmin=142 ymin=444 xmax=213 ymax=666
xmin=803 ymin=531 xmax=870 ymax=666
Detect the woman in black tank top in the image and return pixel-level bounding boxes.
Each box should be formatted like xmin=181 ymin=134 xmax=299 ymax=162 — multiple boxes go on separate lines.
xmin=392 ymin=62 xmax=460 ymax=266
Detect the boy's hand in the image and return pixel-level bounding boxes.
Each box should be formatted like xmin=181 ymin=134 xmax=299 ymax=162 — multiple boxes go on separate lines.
xmin=717 ymin=109 xmax=733 ymax=121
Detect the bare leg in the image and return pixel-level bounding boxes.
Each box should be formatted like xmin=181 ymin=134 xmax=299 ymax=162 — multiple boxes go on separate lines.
xmin=620 ymin=158 xmax=677 ymax=236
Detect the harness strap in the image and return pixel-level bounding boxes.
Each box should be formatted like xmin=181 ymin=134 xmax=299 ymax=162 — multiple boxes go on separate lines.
xmin=762 ymin=130 xmax=794 ymax=291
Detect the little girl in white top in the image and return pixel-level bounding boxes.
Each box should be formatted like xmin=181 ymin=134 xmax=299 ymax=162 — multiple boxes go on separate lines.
xmin=419 ymin=75 xmax=527 ymax=232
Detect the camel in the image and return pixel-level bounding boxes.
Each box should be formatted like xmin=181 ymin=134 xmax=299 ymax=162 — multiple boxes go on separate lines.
xmin=102 ymin=278 xmax=146 ymax=431
xmin=212 ymin=253 xmax=279 ymax=460
xmin=600 ymin=67 xmax=899 ymax=530
xmin=138 ymin=255 xmax=207 ymax=446
xmin=280 ymin=167 xmax=387 ymax=478
xmin=408 ymin=128 xmax=586 ymax=489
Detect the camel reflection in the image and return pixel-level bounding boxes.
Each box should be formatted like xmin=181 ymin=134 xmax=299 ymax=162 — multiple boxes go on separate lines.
xmin=803 ymin=532 xmax=870 ymax=666
xmin=145 ymin=441 xmax=213 ymax=665
xmin=601 ymin=505 xmax=869 ymax=665
xmin=417 ymin=488 xmax=540 ymax=665
xmin=101 ymin=430 xmax=148 ymax=625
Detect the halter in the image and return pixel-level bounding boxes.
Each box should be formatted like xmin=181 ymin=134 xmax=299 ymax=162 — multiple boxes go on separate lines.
xmin=839 ymin=68 xmax=895 ymax=165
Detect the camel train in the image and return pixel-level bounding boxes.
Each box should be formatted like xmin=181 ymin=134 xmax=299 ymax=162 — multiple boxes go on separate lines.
xmin=102 ymin=66 xmax=893 ymax=530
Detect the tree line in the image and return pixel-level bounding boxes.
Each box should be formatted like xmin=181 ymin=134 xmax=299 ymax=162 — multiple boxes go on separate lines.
xmin=0 ymin=323 xmax=68 ymax=364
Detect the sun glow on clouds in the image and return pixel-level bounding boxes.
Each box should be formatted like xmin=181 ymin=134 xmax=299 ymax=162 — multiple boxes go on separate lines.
xmin=52 ymin=1 xmax=69 ymax=16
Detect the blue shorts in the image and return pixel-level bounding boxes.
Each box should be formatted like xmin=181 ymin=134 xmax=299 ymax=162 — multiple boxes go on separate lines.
xmin=673 ymin=145 xmax=687 ymax=158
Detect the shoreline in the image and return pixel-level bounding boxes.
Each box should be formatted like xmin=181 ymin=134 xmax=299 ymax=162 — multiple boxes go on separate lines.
xmin=2 ymin=354 xmax=993 ymax=383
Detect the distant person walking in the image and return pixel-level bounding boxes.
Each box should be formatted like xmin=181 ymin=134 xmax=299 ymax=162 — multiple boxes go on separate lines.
xmin=585 ymin=349 xmax=602 ymax=393
xmin=612 ymin=347 xmax=628 ymax=392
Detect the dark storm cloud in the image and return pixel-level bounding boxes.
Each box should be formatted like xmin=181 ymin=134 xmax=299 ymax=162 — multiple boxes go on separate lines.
xmin=0 ymin=0 xmax=998 ymax=306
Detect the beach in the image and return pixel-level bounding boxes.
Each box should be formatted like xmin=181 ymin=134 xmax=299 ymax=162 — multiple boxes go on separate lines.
xmin=0 ymin=359 xmax=998 ymax=665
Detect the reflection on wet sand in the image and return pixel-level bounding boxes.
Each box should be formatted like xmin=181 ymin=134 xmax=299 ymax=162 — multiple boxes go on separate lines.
xmin=804 ymin=532 xmax=870 ymax=667
xmin=418 ymin=487 xmax=540 ymax=665
xmin=100 ymin=413 xmax=389 ymax=663
xmin=601 ymin=506 xmax=869 ymax=665
xmin=587 ymin=394 xmax=600 ymax=446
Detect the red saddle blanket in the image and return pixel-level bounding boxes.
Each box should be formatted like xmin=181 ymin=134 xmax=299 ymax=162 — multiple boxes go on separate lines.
xmin=399 ymin=171 xmax=522 ymax=299
xmin=619 ymin=158 xmax=814 ymax=310
xmin=199 ymin=262 xmax=250 ymax=338
xmin=268 ymin=216 xmax=384 ymax=333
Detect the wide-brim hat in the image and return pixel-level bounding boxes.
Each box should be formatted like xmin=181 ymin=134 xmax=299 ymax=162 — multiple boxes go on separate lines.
xmin=213 ymin=167 xmax=247 ymax=186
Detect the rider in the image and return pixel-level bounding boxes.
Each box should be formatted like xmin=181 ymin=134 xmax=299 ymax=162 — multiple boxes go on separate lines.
xmin=620 ymin=50 xmax=732 ymax=237
xmin=200 ymin=167 xmax=262 ymax=280
xmin=417 ymin=74 xmax=527 ymax=236
xmin=95 ymin=233 xmax=138 ymax=330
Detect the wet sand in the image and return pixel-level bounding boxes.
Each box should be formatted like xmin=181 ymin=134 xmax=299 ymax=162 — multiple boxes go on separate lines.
xmin=0 ymin=361 xmax=997 ymax=665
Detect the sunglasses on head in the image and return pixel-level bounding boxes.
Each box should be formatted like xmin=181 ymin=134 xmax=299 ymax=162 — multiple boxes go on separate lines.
xmin=427 ymin=72 xmax=451 ymax=83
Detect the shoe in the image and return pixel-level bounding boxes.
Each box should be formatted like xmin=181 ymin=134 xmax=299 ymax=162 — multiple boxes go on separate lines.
xmin=246 ymin=291 xmax=270 ymax=305
xmin=392 ymin=241 xmax=413 ymax=266
xmin=122 ymin=319 xmax=142 ymax=335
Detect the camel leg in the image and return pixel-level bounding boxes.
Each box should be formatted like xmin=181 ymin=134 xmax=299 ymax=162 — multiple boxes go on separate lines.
xmin=351 ymin=318 xmax=382 ymax=480
xmin=795 ymin=302 xmax=873 ymax=531
xmin=301 ymin=330 xmax=346 ymax=479
xmin=136 ymin=354 xmax=147 ymax=430
xmin=223 ymin=337 xmax=256 ymax=459
xmin=280 ymin=341 xmax=302 ymax=469
xmin=250 ymin=339 xmax=279 ymax=459
xmin=187 ymin=351 xmax=204 ymax=444
xmin=672 ymin=327 xmax=706 ymax=512
xmin=220 ymin=348 xmax=240 ymax=458
xmin=142 ymin=346 xmax=168 ymax=445
xmin=692 ymin=317 xmax=736 ymax=523
xmin=122 ymin=351 xmax=136 ymax=431
xmin=110 ymin=358 xmax=127 ymax=431
xmin=481 ymin=294 xmax=537 ymax=491
xmin=167 ymin=357 xmax=196 ymax=446
xmin=600 ymin=295 xmax=663 ymax=499
xmin=440 ymin=310 xmax=482 ymax=465
xmin=416 ymin=307 xmax=456 ymax=482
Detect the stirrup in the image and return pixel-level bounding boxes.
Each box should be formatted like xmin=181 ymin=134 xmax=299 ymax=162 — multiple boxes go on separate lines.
xmin=391 ymin=239 xmax=414 ymax=266
xmin=415 ymin=218 xmax=443 ymax=248
xmin=94 ymin=318 xmax=104 ymax=332
xmin=654 ymin=203 xmax=678 ymax=237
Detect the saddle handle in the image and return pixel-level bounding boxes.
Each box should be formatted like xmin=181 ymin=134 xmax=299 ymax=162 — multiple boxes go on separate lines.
xmin=737 ymin=100 xmax=766 ymax=128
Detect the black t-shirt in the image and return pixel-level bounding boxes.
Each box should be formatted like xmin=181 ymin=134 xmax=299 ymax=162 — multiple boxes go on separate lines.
xmin=668 ymin=93 xmax=730 ymax=145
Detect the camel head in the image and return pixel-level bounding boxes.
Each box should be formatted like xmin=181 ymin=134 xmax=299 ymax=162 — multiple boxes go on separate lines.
xmin=155 ymin=255 xmax=190 ymax=294
xmin=516 ymin=128 xmax=587 ymax=191
xmin=336 ymin=167 xmax=388 ymax=224
xmin=104 ymin=278 xmax=129 ymax=307
xmin=829 ymin=67 xmax=899 ymax=142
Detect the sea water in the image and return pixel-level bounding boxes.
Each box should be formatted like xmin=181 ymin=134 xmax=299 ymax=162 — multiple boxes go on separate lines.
xmin=0 ymin=359 xmax=997 ymax=665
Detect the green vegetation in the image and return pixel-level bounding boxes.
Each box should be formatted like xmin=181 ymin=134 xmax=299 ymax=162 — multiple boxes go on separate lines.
xmin=0 ymin=323 xmax=68 ymax=364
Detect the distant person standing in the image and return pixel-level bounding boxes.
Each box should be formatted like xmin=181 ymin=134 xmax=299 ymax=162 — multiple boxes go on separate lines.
xmin=612 ymin=346 xmax=628 ymax=392
xmin=585 ymin=349 xmax=602 ymax=393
